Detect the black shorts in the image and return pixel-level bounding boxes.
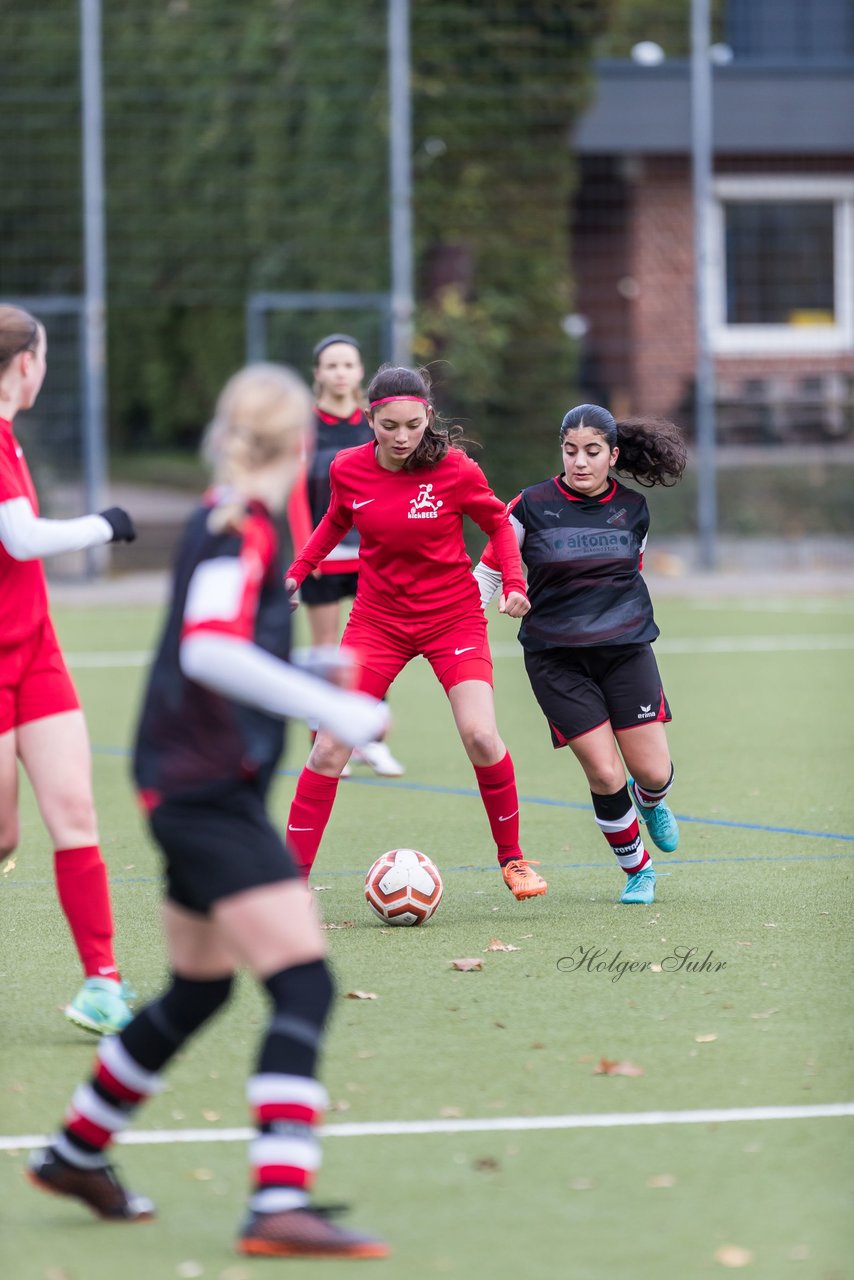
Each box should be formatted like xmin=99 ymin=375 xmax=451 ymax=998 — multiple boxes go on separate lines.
xmin=299 ymin=572 xmax=359 ymax=607
xmin=149 ymin=781 xmax=298 ymax=914
xmin=523 ymin=643 xmax=671 ymax=747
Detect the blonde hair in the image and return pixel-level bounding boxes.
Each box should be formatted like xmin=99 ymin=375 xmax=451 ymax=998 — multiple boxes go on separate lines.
xmin=0 ymin=304 xmax=41 ymax=375
xmin=202 ymin=362 xmax=312 ymax=531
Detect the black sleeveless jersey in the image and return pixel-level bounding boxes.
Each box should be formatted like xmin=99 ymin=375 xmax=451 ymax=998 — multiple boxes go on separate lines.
xmin=510 ymin=476 xmax=659 ymax=651
xmin=133 ymin=499 xmax=291 ymax=805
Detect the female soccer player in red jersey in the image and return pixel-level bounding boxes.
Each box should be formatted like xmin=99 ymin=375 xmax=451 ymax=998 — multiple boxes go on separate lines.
xmin=287 ymin=333 xmax=404 ymax=777
xmin=475 ymin=403 xmax=687 ymax=905
xmin=285 ymin=363 xmax=548 ymax=901
xmin=29 ymin=362 xmax=391 ymax=1258
xmin=0 ymin=304 xmax=137 ymax=1034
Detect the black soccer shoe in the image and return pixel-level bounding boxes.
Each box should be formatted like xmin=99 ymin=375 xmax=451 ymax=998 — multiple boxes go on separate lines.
xmin=238 ymin=1204 xmax=390 ymax=1258
xmin=27 ymin=1146 xmax=155 ymax=1221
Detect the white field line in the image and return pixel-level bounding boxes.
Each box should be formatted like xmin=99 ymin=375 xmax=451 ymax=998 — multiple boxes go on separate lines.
xmin=64 ymin=635 xmax=854 ymax=670
xmin=3 ymin=1102 xmax=852 ymax=1151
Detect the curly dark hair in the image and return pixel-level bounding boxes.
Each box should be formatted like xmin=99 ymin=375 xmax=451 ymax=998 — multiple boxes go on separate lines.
xmin=559 ymin=403 xmax=687 ymax=487
xmin=367 ymin=364 xmax=466 ymax=471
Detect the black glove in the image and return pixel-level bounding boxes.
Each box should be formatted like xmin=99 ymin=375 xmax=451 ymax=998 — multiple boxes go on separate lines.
xmin=99 ymin=506 xmax=137 ymax=543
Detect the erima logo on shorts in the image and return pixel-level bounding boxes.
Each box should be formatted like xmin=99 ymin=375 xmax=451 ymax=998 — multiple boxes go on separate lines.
xmin=637 ymin=704 xmax=656 ymax=719
xmin=408 ymin=483 xmax=443 ymax=519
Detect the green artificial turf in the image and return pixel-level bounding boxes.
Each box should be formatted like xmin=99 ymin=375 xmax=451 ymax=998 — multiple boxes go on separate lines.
xmin=1 ymin=594 xmax=851 ymax=1280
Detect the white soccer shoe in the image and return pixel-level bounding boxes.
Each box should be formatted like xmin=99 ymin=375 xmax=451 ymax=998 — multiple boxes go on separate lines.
xmin=350 ymin=741 xmax=405 ymax=777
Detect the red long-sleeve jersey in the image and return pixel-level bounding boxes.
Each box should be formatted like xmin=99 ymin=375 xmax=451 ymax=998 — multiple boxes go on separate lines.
xmin=288 ymin=442 xmax=526 ymax=623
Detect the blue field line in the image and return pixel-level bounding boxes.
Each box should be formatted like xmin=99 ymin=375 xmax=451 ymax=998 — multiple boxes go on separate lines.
xmin=3 ymin=849 xmax=853 ymax=891
xmin=90 ymin=745 xmax=854 ymax=844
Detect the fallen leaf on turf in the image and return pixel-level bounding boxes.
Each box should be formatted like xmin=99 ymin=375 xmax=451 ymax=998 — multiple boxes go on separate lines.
xmin=189 ymin=1168 xmax=214 ymax=1181
xmin=440 ymin=1106 xmax=463 ymax=1118
xmin=311 ymin=884 xmax=331 ymax=892
xmin=751 ymin=1009 xmax=779 ymax=1019
xmin=695 ymin=1034 xmax=718 ymax=1043
xmin=473 ymin=1156 xmax=500 ymax=1172
xmin=484 ymin=938 xmax=519 ymax=952
xmin=450 ymin=958 xmax=483 ymax=972
xmin=44 ymin=1269 xmax=72 ymax=1280
xmin=530 ymin=1042 xmax=546 ymax=1050
xmin=649 ymin=963 xmax=662 ymax=973
xmin=201 ymin=1110 xmax=220 ymax=1122
xmin=322 ymin=921 xmax=354 ymax=930
xmin=346 ymin=990 xmax=377 ymax=1000
xmin=788 ymin=1246 xmax=809 ymax=1261
xmin=328 ymin=1099 xmax=351 ymax=1112
xmin=735 ymin=941 xmax=752 ymax=946
xmin=594 ymin=1058 xmax=644 ymax=1076
xmin=763 ymin=922 xmax=778 ymax=928
xmin=1 ymin=857 xmax=16 ymax=875
xmin=714 ymin=1245 xmax=754 ymax=1268
xmin=519 ymin=933 xmax=533 ymax=939
xmin=176 ymin=1264 xmax=204 ymax=1279
xmin=570 ymin=1177 xmax=594 ymax=1190
xmin=647 ymin=1173 xmax=675 ymax=1188
xmin=355 ymin=1049 xmax=375 ymax=1059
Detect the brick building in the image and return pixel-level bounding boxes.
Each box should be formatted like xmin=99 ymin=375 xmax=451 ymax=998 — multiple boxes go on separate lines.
xmin=570 ymin=0 xmax=854 ymax=441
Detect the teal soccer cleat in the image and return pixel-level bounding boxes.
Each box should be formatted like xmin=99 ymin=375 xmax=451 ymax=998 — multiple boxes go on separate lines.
xmin=620 ymin=864 xmax=656 ymax=905
xmin=64 ymin=977 xmax=134 ymax=1036
xmin=629 ymin=778 xmax=680 ymax=852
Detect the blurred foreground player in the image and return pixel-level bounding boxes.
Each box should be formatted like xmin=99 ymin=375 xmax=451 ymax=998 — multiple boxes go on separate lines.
xmin=285 ymin=363 xmax=547 ymax=901
xmin=28 ymin=362 xmax=390 ymax=1259
xmin=0 ymin=304 xmax=137 ymax=1034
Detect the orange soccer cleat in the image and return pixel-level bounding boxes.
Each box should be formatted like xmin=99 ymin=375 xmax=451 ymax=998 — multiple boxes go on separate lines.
xmin=501 ymin=858 xmax=547 ymax=900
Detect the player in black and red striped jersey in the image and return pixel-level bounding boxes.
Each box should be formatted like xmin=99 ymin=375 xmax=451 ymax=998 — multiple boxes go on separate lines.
xmin=28 ymin=362 xmax=390 ymax=1259
xmin=287 ymin=333 xmax=404 ymax=778
xmin=286 ymin=363 xmax=548 ymax=902
xmin=475 ymin=403 xmax=687 ymax=906
xmin=0 ymin=304 xmax=137 ymax=1036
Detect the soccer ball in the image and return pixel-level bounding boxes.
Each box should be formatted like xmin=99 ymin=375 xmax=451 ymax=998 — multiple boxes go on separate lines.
xmin=364 ymin=848 xmax=444 ymax=926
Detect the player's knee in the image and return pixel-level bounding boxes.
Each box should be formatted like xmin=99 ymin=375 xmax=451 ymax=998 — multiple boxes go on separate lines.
xmin=461 ymin=726 xmax=500 ymax=765
xmin=308 ymin=734 xmax=351 ymax=775
xmin=587 ymin=765 xmax=626 ymax=795
xmin=51 ymin=791 xmax=98 ymax=842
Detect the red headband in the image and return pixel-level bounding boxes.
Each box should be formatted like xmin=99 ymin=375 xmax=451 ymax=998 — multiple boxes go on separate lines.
xmin=369 ymin=395 xmax=429 ymax=409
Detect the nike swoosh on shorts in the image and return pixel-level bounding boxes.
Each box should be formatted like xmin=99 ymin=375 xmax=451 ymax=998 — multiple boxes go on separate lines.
xmin=353 ymin=499 xmax=375 ymax=509
xmin=454 ymin=646 xmax=476 ymax=655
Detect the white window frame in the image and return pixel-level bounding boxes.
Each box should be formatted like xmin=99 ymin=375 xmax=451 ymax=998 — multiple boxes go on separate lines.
xmin=709 ymin=175 xmax=854 ymax=355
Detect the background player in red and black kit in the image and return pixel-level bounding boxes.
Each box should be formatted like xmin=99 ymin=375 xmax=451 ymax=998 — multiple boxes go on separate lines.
xmin=287 ymin=333 xmax=404 ymax=778
xmin=0 ymin=304 xmax=137 ymax=1035
xmin=476 ymin=403 xmax=687 ymax=906
xmin=29 ymin=362 xmax=390 ymax=1259
xmin=286 ymin=363 xmax=548 ymax=902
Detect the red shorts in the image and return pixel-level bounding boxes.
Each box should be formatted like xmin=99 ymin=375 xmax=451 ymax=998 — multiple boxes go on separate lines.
xmin=0 ymin=617 xmax=80 ymax=734
xmin=342 ymin=608 xmax=493 ymax=699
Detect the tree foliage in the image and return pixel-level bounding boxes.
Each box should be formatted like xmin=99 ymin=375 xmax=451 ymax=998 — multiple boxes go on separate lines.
xmin=0 ymin=1 xmax=608 ymax=496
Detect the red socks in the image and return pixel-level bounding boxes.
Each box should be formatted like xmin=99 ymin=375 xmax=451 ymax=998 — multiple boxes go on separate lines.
xmin=285 ymin=768 xmax=340 ymax=878
xmin=473 ymin=752 xmax=522 ymax=865
xmin=53 ymin=845 xmax=119 ymax=980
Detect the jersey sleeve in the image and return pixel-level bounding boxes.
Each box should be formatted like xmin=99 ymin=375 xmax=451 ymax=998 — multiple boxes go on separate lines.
xmin=480 ymin=493 xmax=524 ymax=570
xmin=285 ymin=464 xmax=314 ymax=557
xmin=287 ymin=453 xmax=354 ymax=585
xmin=181 ymin=512 xmax=276 ymax=643
xmin=0 ymin=432 xmax=27 ymax=502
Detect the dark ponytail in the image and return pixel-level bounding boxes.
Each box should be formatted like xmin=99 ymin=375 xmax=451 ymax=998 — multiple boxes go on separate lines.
xmin=367 ymin=365 xmax=465 ymax=471
xmin=560 ymin=403 xmax=687 ymax=487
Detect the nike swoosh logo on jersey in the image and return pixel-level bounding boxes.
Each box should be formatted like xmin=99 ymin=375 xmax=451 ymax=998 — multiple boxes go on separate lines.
xmin=454 ymin=646 xmax=476 ymax=655
xmin=288 ymin=825 xmax=314 ymax=832
xmin=498 ymin=810 xmax=519 ymax=822
xmin=353 ymin=499 xmax=375 ymax=509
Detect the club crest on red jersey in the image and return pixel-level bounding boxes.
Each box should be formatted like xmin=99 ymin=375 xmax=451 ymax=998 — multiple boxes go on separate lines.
xmin=408 ymin=483 xmax=444 ymax=519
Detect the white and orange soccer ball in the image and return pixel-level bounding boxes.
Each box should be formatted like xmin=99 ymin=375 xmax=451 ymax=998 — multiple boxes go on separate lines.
xmin=364 ymin=848 xmax=444 ymax=926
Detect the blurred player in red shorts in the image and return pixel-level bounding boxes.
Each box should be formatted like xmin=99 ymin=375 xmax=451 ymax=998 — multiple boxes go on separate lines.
xmin=0 ymin=304 xmax=137 ymax=1034
xmin=285 ymin=363 xmax=547 ymax=901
